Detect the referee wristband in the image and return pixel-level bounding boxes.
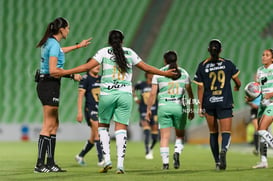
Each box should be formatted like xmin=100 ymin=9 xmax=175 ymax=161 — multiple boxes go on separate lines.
xmin=63 ymin=74 xmax=75 ymax=80
xmin=76 ymin=44 xmax=81 ymax=49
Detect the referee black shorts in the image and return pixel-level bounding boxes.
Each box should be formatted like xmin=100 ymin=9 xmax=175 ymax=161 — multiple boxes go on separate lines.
xmin=36 ymin=78 xmax=61 ymax=106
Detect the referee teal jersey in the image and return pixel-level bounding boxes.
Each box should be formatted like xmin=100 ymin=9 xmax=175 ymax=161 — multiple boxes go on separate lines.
xmin=40 ymin=38 xmax=65 ymax=74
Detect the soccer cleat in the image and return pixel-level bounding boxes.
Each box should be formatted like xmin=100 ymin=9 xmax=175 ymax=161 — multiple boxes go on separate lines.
xmin=219 ymin=150 xmax=226 ymax=170
xmin=34 ymin=164 xmax=51 ymax=173
xmin=215 ymin=162 xmax=221 ymax=171
xmin=97 ymin=160 xmax=105 ymax=167
xmin=252 ymin=161 xmax=268 ymax=169
xmin=173 ymin=152 xmax=180 ymax=169
xmin=99 ymin=162 xmax=112 ymax=173
xmin=162 ymin=163 xmax=169 ymax=170
xmin=75 ymin=155 xmax=86 ymax=166
xmin=116 ymin=167 xmax=125 ymax=174
xmin=145 ymin=150 xmax=154 ymax=160
xmin=47 ymin=164 xmax=67 ymax=172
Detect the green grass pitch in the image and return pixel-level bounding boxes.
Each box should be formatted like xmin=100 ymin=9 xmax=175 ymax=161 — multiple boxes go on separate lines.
xmin=0 ymin=141 xmax=272 ymax=181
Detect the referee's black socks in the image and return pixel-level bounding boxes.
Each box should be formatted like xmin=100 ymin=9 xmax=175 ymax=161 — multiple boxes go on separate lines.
xmin=46 ymin=134 xmax=56 ymax=166
xmin=36 ymin=135 xmax=50 ymax=166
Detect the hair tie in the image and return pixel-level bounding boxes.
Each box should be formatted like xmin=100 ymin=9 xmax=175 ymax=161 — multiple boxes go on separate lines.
xmin=49 ymin=23 xmax=54 ymax=30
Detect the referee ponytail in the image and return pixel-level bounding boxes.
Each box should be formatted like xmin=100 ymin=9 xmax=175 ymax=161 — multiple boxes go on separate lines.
xmin=164 ymin=51 xmax=181 ymax=80
xmin=36 ymin=17 xmax=68 ymax=48
xmin=108 ymin=30 xmax=129 ymax=73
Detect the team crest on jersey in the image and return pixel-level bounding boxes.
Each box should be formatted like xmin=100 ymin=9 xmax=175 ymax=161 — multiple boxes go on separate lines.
xmin=217 ymin=62 xmax=223 ymax=66
xmin=205 ymin=63 xmax=215 ymax=73
xmin=108 ymin=49 xmax=114 ymax=55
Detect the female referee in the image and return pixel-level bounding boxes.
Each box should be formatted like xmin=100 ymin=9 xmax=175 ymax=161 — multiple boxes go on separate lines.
xmin=35 ymin=17 xmax=91 ymax=173
xmin=145 ymin=51 xmax=194 ymax=170
xmin=52 ymin=30 xmax=177 ymax=174
xmin=193 ymin=39 xmax=241 ymax=170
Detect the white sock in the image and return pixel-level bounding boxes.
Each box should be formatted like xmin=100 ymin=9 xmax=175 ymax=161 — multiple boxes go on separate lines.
xmin=174 ymin=138 xmax=184 ymax=154
xmin=98 ymin=127 xmax=111 ymax=164
xmin=160 ymin=147 xmax=169 ymax=164
xmin=258 ymin=130 xmax=273 ymax=148
xmin=115 ymin=129 xmax=127 ymax=169
xmin=260 ymin=138 xmax=268 ymax=163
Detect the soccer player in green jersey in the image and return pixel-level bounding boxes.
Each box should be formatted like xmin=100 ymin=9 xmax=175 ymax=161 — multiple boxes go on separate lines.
xmin=253 ymin=49 xmax=273 ymax=169
xmin=145 ymin=51 xmax=194 ymax=170
xmin=55 ymin=30 xmax=177 ymax=174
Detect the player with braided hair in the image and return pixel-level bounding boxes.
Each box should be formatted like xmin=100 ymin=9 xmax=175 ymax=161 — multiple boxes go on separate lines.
xmin=145 ymin=51 xmax=194 ymax=170
xmin=53 ymin=30 xmax=177 ymax=174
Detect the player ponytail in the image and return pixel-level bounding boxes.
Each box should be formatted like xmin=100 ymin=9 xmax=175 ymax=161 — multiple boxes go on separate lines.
xmin=108 ymin=30 xmax=129 ymax=73
xmin=36 ymin=17 xmax=69 ymax=48
xmin=208 ymin=39 xmax=221 ymax=61
xmin=164 ymin=51 xmax=181 ymax=80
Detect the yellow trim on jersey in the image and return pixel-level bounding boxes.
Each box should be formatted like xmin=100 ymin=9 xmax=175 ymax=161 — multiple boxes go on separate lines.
xmin=232 ymin=71 xmax=240 ymax=79
xmin=202 ymin=58 xmax=210 ymax=65
xmin=192 ymin=80 xmax=203 ymax=86
xmin=202 ymin=58 xmax=225 ymax=65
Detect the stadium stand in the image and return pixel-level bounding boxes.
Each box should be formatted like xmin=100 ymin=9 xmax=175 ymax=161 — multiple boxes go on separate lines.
xmin=0 ymin=0 xmax=150 ymax=124
xmin=1 ymin=0 xmax=273 ymax=143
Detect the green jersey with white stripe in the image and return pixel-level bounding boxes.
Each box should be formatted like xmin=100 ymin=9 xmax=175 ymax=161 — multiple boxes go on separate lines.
xmin=93 ymin=47 xmax=142 ymax=95
xmin=152 ymin=65 xmax=190 ymax=106
xmin=257 ymin=64 xmax=273 ymax=105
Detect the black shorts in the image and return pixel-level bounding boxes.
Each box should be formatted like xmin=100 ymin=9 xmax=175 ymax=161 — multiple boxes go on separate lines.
xmin=84 ymin=107 xmax=98 ymax=127
xmin=250 ymin=108 xmax=258 ymax=119
xmin=204 ymin=107 xmax=233 ymax=119
xmin=36 ymin=78 xmax=61 ymax=106
xmin=140 ymin=112 xmax=158 ymax=126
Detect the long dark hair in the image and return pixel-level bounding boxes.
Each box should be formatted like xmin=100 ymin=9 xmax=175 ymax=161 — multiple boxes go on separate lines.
xmin=208 ymin=39 xmax=221 ymax=61
xmin=164 ymin=51 xmax=181 ymax=80
xmin=268 ymin=48 xmax=273 ymax=57
xmin=36 ymin=17 xmax=69 ymax=47
xmin=108 ymin=30 xmax=129 ymax=73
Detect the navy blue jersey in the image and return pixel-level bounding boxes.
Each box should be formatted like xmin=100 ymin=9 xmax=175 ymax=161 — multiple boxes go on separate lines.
xmin=193 ymin=58 xmax=240 ymax=109
xmin=134 ymin=81 xmax=158 ymax=115
xmin=79 ymin=73 xmax=101 ymax=111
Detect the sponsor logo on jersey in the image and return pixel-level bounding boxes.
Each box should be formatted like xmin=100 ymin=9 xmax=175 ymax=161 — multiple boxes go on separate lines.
xmin=107 ymin=80 xmax=126 ymax=90
xmin=52 ymin=97 xmax=59 ymax=102
xmin=209 ymin=96 xmax=224 ymax=103
xmin=143 ymin=87 xmax=151 ymax=92
xmin=91 ymin=111 xmax=98 ymax=115
xmin=205 ymin=65 xmax=226 ymax=73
